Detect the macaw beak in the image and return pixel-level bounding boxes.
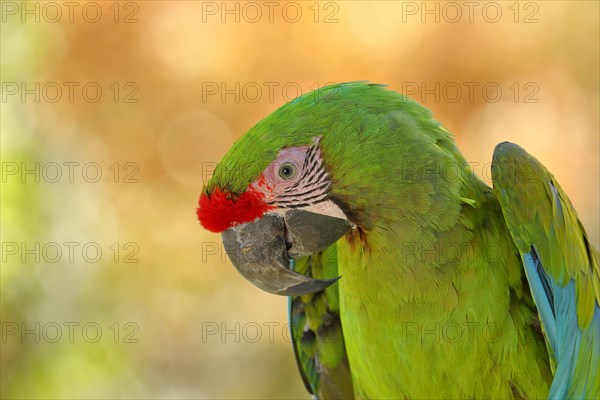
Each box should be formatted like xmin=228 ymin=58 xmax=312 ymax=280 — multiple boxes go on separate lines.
xmin=221 ymin=210 xmax=352 ymax=296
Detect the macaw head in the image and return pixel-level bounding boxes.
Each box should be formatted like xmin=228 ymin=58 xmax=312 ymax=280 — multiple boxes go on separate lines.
xmin=197 ymin=82 xmax=452 ymax=295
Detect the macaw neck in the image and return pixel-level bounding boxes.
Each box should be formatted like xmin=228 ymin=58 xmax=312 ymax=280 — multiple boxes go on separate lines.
xmin=336 ymin=154 xmax=493 ymax=299
xmin=323 ymin=107 xmax=493 ymax=292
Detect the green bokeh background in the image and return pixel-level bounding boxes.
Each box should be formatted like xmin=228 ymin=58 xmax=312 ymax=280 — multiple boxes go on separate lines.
xmin=1 ymin=1 xmax=598 ymax=399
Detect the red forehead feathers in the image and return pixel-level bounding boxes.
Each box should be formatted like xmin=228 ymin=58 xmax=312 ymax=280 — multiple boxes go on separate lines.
xmin=196 ymin=186 xmax=274 ymax=233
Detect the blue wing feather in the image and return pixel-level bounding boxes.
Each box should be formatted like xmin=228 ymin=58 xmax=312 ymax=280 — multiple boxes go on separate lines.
xmin=492 ymin=142 xmax=600 ymax=399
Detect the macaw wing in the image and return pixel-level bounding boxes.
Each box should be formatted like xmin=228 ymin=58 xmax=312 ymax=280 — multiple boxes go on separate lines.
xmin=491 ymin=142 xmax=600 ymax=399
xmin=289 ymin=244 xmax=354 ymax=399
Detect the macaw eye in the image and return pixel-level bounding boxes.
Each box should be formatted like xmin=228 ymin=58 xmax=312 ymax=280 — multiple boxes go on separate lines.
xmin=278 ymin=162 xmax=297 ymax=180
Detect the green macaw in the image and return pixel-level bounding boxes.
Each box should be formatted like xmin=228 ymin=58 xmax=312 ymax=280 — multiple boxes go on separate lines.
xmin=197 ymin=82 xmax=599 ymax=399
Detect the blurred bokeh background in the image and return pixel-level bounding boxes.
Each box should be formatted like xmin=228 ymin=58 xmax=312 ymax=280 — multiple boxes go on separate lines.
xmin=1 ymin=1 xmax=598 ymax=398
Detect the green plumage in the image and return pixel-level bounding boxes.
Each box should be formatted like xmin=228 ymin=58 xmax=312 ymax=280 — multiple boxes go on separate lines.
xmin=290 ymin=246 xmax=353 ymax=399
xmin=207 ymin=82 xmax=599 ymax=399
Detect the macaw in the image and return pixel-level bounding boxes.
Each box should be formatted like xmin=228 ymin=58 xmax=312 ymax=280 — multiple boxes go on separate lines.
xmin=196 ymin=82 xmax=599 ymax=399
